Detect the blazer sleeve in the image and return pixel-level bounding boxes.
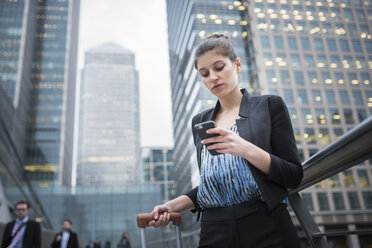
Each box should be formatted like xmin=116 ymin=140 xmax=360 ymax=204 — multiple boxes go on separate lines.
xmin=183 ymin=114 xmax=201 ymax=212
xmin=1 ymin=222 xmax=12 ymax=248
xmin=34 ymin=221 xmax=41 ymax=248
xmin=266 ymin=96 xmax=303 ymax=188
xmin=50 ymin=233 xmax=59 ymax=248
xmin=72 ymin=232 xmax=80 ymax=248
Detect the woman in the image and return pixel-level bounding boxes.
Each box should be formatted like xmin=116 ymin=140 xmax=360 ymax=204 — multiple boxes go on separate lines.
xmin=148 ymin=34 xmax=303 ymax=247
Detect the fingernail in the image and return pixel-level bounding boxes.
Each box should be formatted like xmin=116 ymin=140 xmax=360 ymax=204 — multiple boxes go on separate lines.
xmin=154 ymin=215 xmax=158 ymax=220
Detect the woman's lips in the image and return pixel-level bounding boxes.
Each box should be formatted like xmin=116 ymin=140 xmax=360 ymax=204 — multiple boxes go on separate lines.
xmin=212 ymin=84 xmax=223 ymax=90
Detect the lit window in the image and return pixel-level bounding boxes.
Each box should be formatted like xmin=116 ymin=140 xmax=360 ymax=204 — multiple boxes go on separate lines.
xmin=318 ymin=127 xmax=330 ymax=144
xmin=330 ymin=109 xmax=341 ymax=124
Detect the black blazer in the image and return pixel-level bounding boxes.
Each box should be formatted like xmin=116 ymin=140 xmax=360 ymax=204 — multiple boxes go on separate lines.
xmin=185 ymin=89 xmax=303 ymax=211
xmin=51 ymin=230 xmax=79 ymax=248
xmin=1 ymin=219 xmax=41 ymax=248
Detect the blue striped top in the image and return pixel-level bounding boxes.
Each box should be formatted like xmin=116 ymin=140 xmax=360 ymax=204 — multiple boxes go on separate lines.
xmin=197 ymin=125 xmax=263 ymax=209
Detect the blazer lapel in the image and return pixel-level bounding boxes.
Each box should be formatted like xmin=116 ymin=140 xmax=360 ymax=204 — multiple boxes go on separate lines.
xmin=236 ymin=89 xmax=254 ymax=143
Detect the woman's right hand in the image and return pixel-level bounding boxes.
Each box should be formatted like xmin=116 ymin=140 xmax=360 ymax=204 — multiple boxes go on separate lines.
xmin=147 ymin=204 xmax=172 ymax=228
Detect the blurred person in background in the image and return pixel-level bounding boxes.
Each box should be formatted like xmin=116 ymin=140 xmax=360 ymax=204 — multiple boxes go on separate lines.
xmin=93 ymin=238 xmax=101 ymax=248
xmin=51 ymin=219 xmax=79 ymax=248
xmin=1 ymin=200 xmax=41 ymax=248
xmin=103 ymin=241 xmax=111 ymax=248
xmin=116 ymin=233 xmax=130 ymax=248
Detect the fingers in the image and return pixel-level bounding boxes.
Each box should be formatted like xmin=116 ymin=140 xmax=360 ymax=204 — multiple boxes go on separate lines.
xmin=148 ymin=205 xmax=171 ymax=228
xmin=147 ymin=212 xmax=171 ymax=228
xmin=202 ymin=129 xmax=234 ymax=145
xmin=206 ymin=127 xmax=228 ymax=135
xmin=151 ymin=205 xmax=169 ymax=220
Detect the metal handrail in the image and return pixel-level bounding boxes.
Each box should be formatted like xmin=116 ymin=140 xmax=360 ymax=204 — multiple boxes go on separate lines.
xmin=288 ymin=116 xmax=372 ymax=248
xmin=291 ymin=116 xmax=372 ymax=193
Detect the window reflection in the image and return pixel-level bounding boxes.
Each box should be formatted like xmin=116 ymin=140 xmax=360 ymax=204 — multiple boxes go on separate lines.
xmin=304 ymin=128 xmax=316 ymax=144
xmin=334 ymin=128 xmax=344 ymax=139
xmin=343 ymin=109 xmax=354 ymax=124
xmin=304 ymin=54 xmax=315 ymax=67
xmin=287 ymin=37 xmax=298 ymax=49
xmin=329 ymin=175 xmax=341 ymax=188
xmin=352 ymin=91 xmax=363 ymax=106
xmin=318 ymin=128 xmax=330 ymax=145
xmin=326 ymin=90 xmax=336 ymax=105
xmin=317 ymin=55 xmax=327 ymax=68
xmin=280 ymin=71 xmax=290 ymax=85
xmin=301 ymin=37 xmax=311 ymax=50
xmin=348 ymin=192 xmax=361 ymax=210
xmin=348 ymin=72 xmax=359 ymax=86
xmin=283 ymin=89 xmax=294 ymax=104
xmin=330 ymin=109 xmax=341 ymax=124
xmin=276 ymin=53 xmax=287 ymax=66
xmin=290 ymin=54 xmax=301 ymax=67
xmin=266 ymin=70 xmax=277 ymax=85
xmin=322 ymin=72 xmax=332 ymax=85
xmin=298 ymin=90 xmax=309 ymax=104
xmin=294 ymin=71 xmax=304 ymax=85
xmin=288 ymin=108 xmax=298 ymax=124
xmin=263 ymin=53 xmax=274 ymax=66
xmin=343 ymin=170 xmax=355 ymax=187
xmin=293 ymin=127 xmax=301 ymax=144
xmin=301 ymin=193 xmax=314 ymax=211
xmin=357 ymin=109 xmax=367 ymax=122
xmin=317 ymin=193 xmax=330 ymax=211
xmin=357 ymin=170 xmax=370 ymax=187
xmin=330 ymin=55 xmax=340 ymax=68
xmin=339 ymin=90 xmax=350 ymax=105
xmin=332 ymin=192 xmax=345 ymax=210
xmin=312 ymin=90 xmax=322 ymax=105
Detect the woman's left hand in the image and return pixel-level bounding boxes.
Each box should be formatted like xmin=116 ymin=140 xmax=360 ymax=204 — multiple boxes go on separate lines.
xmin=202 ymin=127 xmax=251 ymax=157
xmin=203 ymin=127 xmax=271 ymax=175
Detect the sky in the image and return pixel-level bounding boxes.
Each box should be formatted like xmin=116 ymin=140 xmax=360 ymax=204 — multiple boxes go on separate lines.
xmin=78 ymin=0 xmax=174 ymax=147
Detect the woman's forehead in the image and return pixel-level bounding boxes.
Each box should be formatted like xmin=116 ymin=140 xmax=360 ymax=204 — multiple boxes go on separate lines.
xmin=197 ymin=51 xmax=230 ymax=68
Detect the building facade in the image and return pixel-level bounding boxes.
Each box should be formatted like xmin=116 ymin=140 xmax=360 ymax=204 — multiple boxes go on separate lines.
xmin=141 ymin=147 xmax=176 ymax=201
xmin=166 ymin=0 xmax=372 ymax=246
xmin=23 ymin=0 xmax=80 ymax=187
xmin=77 ymin=43 xmax=140 ymax=186
xmin=0 ymin=75 xmax=52 ymax=230
xmin=0 ymin=0 xmax=79 ymax=228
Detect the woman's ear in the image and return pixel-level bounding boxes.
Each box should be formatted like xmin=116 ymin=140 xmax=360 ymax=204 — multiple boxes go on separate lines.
xmin=235 ymin=57 xmax=242 ymax=73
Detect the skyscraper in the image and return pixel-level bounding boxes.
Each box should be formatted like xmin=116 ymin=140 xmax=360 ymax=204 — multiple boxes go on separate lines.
xmin=21 ymin=0 xmax=80 ymax=187
xmin=0 ymin=0 xmax=37 ymax=161
xmin=77 ymin=43 xmax=140 ymax=186
xmin=141 ymin=147 xmax=176 ymax=201
xmin=166 ymin=0 xmax=372 ymax=245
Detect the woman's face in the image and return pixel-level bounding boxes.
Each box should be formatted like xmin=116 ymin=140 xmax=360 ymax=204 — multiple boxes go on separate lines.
xmin=196 ymin=51 xmax=241 ymax=98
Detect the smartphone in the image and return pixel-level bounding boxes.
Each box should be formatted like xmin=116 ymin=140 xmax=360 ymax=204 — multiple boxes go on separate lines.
xmin=193 ymin=120 xmax=220 ymax=156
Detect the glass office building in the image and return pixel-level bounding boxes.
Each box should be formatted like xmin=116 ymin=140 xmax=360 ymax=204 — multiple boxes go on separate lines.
xmin=34 ymin=184 xmax=164 ymax=246
xmin=166 ymin=0 xmax=372 ymax=245
xmin=77 ymin=43 xmax=140 ymax=186
xmin=141 ymin=147 xmax=176 ymax=201
xmin=24 ymin=0 xmax=80 ymax=187
xmin=0 ymin=80 xmax=52 ymax=229
xmin=0 ymin=0 xmax=80 ymax=232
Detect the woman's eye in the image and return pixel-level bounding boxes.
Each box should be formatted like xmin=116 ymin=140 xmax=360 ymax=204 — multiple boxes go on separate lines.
xmin=215 ymin=66 xmax=224 ymax=71
xmin=201 ymin=72 xmax=209 ymax=77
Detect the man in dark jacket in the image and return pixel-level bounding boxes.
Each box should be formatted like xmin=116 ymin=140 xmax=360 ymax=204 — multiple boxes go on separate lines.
xmin=51 ymin=219 xmax=79 ymax=248
xmin=1 ymin=200 xmax=41 ymax=248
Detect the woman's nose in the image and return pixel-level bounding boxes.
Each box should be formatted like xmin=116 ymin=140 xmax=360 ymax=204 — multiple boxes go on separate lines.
xmin=210 ymin=72 xmax=218 ymax=82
